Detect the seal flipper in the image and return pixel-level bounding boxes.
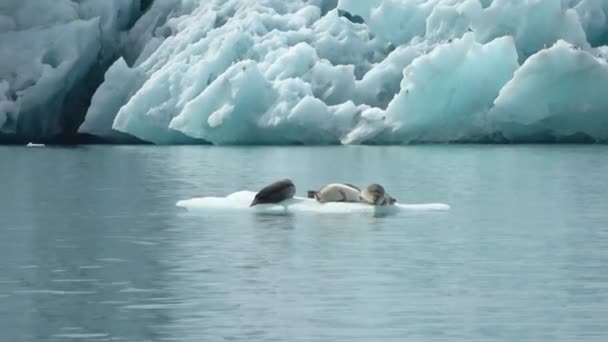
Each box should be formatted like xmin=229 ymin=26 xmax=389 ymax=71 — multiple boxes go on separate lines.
xmin=307 ymin=190 xmax=318 ymax=199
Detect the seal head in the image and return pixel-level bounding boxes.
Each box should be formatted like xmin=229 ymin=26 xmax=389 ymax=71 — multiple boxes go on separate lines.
xmin=360 ymin=184 xmax=397 ymax=206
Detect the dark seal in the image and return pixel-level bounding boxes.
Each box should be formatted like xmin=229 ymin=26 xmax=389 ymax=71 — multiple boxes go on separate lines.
xmin=250 ymin=179 xmax=296 ymax=206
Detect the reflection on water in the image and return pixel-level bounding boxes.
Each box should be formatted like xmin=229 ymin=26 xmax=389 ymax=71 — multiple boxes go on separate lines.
xmin=0 ymin=145 xmax=607 ymax=341
xmin=253 ymin=212 xmax=297 ymax=230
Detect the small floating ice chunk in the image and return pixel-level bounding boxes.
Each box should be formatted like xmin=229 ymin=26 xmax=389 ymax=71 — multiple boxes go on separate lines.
xmin=51 ymin=279 xmax=99 ymax=283
xmin=96 ymin=258 xmax=126 ymax=263
xmin=176 ymin=191 xmax=450 ymax=214
xmin=52 ymin=333 xmax=109 ymax=339
xmin=13 ymin=290 xmax=96 ymax=295
xmin=79 ymin=265 xmax=104 ymax=269
xmin=118 ymin=287 xmax=163 ymax=293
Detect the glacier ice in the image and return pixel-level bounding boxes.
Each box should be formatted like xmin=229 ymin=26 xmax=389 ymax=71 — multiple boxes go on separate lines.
xmin=83 ymin=2 xmax=385 ymax=144
xmin=573 ymin=0 xmax=608 ymax=47
xmin=489 ymin=40 xmax=608 ymax=141
xmin=2 ymin=0 xmax=608 ymax=143
xmin=0 ymin=18 xmax=101 ymax=139
xmin=0 ymin=0 xmax=143 ymax=141
xmin=0 ymin=80 xmax=16 ymax=132
xmin=344 ymin=33 xmax=521 ymax=143
xmin=169 ymin=60 xmax=365 ymax=144
xmin=77 ymin=58 xmax=146 ymax=142
xmin=472 ymin=0 xmax=589 ymax=60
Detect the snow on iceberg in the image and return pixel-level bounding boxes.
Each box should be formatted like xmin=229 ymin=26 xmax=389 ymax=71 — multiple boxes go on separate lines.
xmin=176 ymin=191 xmax=450 ymax=215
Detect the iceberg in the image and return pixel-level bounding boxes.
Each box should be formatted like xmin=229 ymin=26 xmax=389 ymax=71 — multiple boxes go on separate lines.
xmin=77 ymin=58 xmax=147 ymax=142
xmin=82 ymin=1 xmax=383 ymax=144
xmin=0 ymin=80 xmax=16 ymax=132
xmin=2 ymin=0 xmax=608 ymax=143
xmin=0 ymin=18 xmax=101 ymax=139
xmin=573 ymin=0 xmax=608 ymax=47
xmin=176 ymin=191 xmax=451 ymax=215
xmin=0 ymin=0 xmax=142 ymax=142
xmin=488 ymin=40 xmax=608 ymax=142
xmin=343 ymin=33 xmax=521 ymax=144
xmin=472 ymin=0 xmax=589 ymax=60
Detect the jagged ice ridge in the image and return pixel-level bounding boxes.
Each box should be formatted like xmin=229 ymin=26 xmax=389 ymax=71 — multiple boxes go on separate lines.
xmin=1 ymin=0 xmax=608 ymax=144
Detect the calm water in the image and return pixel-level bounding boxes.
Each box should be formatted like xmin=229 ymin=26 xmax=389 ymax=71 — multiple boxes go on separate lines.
xmin=1 ymin=145 xmax=607 ymax=341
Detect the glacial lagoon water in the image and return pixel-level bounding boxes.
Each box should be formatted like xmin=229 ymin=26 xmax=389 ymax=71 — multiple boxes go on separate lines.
xmin=1 ymin=145 xmax=607 ymax=341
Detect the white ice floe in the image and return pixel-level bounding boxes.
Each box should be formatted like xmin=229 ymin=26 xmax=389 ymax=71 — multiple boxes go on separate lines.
xmin=176 ymin=190 xmax=450 ymax=215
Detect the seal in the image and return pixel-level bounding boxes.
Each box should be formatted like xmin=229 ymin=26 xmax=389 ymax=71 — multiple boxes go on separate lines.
xmin=250 ymin=179 xmax=296 ymax=206
xmin=359 ymin=184 xmax=397 ymax=206
xmin=307 ymin=183 xmax=361 ymax=203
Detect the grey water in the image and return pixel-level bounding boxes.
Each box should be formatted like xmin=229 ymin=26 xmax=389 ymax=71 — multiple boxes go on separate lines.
xmin=1 ymin=145 xmax=607 ymax=342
